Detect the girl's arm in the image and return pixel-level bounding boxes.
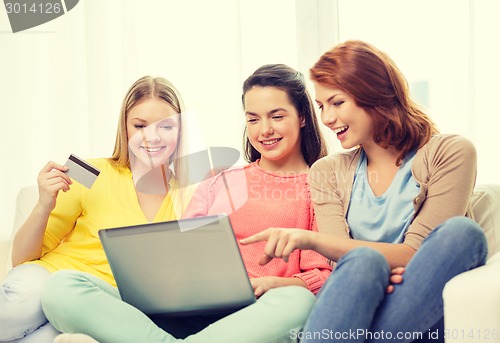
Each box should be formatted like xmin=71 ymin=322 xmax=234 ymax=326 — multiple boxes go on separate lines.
xmin=242 ymin=136 xmax=477 ymax=269
xmin=11 ymin=161 xmax=72 ymax=266
xmin=241 ymin=228 xmax=415 ymax=269
xmin=182 ymin=172 xmax=221 ymax=218
xmin=403 ymin=135 xmax=477 ymax=250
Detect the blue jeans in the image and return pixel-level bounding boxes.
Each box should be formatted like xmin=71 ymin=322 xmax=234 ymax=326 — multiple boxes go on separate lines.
xmin=301 ymin=216 xmax=488 ymax=343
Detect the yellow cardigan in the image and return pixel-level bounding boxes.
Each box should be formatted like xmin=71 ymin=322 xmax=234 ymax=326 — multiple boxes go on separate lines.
xmin=29 ymin=158 xmax=188 ymax=286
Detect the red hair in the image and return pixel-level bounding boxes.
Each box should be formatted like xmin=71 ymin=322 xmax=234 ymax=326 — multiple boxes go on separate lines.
xmin=310 ymin=40 xmax=438 ymax=165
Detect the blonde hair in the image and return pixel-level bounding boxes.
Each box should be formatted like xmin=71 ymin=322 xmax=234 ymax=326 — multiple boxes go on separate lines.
xmin=109 ymin=76 xmax=189 ymax=199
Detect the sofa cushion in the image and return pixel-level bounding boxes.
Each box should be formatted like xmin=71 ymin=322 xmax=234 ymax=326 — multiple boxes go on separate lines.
xmin=470 ymin=184 xmax=500 ymax=259
xmin=4 ymin=185 xmax=38 ymax=273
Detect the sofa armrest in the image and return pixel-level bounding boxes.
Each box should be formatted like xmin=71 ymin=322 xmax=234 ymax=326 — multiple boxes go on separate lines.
xmin=443 ymin=251 xmax=500 ymax=342
xmin=2 ymin=185 xmax=38 ymax=282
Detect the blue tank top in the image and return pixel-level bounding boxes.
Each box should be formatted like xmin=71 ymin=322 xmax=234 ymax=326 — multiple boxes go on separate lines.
xmin=346 ymin=149 xmax=420 ymax=243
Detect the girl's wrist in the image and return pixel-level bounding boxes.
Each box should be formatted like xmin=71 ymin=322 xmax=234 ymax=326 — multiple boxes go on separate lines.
xmin=307 ymin=231 xmax=319 ymax=251
xmin=33 ymin=201 xmax=53 ymax=217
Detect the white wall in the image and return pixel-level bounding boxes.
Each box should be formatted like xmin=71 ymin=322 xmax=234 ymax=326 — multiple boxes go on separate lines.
xmin=1 ymin=0 xmax=499 ymax=248
xmin=337 ymin=0 xmax=500 ymax=184
xmin=0 ymin=0 xmax=312 ymax=244
xmin=1 ymin=2 xmax=90 ymax=243
xmin=471 ymin=0 xmax=500 ymax=185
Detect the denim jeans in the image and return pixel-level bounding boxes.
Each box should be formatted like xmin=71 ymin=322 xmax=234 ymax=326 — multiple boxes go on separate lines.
xmin=301 ymin=216 xmax=488 ymax=343
xmin=0 ymin=264 xmax=59 ymax=342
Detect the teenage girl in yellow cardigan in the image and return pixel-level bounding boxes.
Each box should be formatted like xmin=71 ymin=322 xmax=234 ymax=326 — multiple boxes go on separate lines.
xmin=0 ymin=76 xmax=189 ymax=342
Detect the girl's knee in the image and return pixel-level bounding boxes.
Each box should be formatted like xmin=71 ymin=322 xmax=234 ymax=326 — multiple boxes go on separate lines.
xmin=324 ymin=247 xmax=391 ymax=295
xmin=41 ymin=271 xmax=89 ymax=319
xmin=282 ymin=286 xmax=316 ymax=311
xmin=339 ymin=247 xmax=390 ymax=276
xmin=261 ymin=286 xmax=316 ymax=321
xmin=4 ymin=264 xmax=50 ymax=293
xmin=437 ymin=217 xmax=487 ymax=251
xmin=263 ymin=285 xmax=315 ymax=305
xmin=42 ymin=270 xmax=80 ymax=299
xmin=0 ymin=265 xmax=50 ymax=340
xmin=442 ymin=216 xmax=482 ymax=234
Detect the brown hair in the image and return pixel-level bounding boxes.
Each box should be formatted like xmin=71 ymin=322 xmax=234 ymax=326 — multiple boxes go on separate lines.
xmin=242 ymin=64 xmax=328 ymax=166
xmin=310 ymin=40 xmax=438 ymax=165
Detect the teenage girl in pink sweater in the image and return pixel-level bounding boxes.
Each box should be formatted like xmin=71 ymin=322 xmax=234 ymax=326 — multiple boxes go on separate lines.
xmin=241 ymin=41 xmax=487 ymax=343
xmin=183 ymin=63 xmax=331 ymax=297
xmin=42 ymin=64 xmax=332 ymax=343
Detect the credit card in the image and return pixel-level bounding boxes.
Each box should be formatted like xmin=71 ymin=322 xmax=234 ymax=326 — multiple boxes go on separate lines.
xmin=63 ymin=154 xmax=100 ymax=189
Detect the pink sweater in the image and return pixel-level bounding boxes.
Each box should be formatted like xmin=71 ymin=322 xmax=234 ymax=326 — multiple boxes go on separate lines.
xmin=184 ymin=162 xmax=332 ymax=294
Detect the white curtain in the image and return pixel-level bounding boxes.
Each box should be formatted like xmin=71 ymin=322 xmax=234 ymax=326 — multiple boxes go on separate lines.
xmin=1 ymin=0 xmax=499 ymax=244
xmin=0 ymin=0 xmax=327 ymax=242
xmin=336 ymin=0 xmax=500 ymax=185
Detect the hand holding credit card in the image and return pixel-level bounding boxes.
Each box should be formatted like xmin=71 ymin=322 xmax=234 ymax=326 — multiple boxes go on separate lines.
xmin=63 ymin=154 xmax=100 ymax=188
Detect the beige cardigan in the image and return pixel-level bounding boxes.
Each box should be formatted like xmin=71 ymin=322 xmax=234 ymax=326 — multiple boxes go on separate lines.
xmin=308 ymin=134 xmax=477 ymax=250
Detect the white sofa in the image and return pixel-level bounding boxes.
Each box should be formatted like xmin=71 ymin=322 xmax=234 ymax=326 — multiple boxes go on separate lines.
xmin=443 ymin=184 xmax=500 ymax=342
xmin=1 ymin=185 xmax=39 ymax=281
xmin=2 ymin=184 xmax=500 ymax=341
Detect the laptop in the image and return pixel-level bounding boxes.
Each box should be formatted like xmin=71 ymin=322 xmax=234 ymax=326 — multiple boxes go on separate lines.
xmin=98 ymin=214 xmax=256 ymax=316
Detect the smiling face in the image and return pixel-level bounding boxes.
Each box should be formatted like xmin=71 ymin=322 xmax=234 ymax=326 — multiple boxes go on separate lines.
xmin=244 ymin=86 xmax=306 ymax=172
xmin=127 ymin=97 xmax=180 ymax=170
xmin=314 ymin=82 xmax=375 ymax=150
